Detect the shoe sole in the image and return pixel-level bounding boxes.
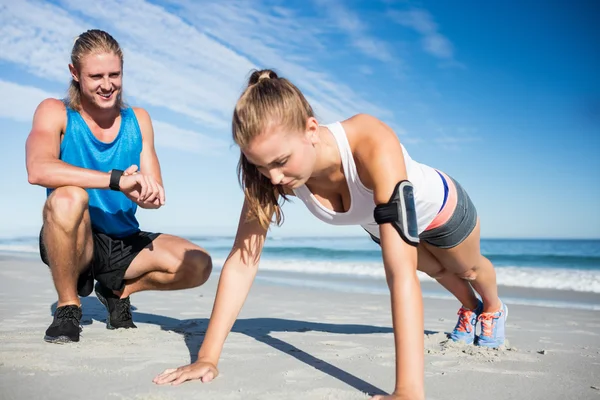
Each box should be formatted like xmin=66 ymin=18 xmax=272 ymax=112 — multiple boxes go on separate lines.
xmin=95 ymin=289 xmax=116 ymax=330
xmin=44 ymin=335 xmax=79 ymax=344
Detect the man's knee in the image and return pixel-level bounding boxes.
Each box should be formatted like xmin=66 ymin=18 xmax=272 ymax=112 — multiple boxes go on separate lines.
xmin=177 ymin=250 xmax=212 ymax=287
xmin=44 ymin=186 xmax=89 ymax=226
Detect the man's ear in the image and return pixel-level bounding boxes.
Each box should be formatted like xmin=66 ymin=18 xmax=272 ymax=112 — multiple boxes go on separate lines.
xmin=68 ymin=64 xmax=79 ymax=82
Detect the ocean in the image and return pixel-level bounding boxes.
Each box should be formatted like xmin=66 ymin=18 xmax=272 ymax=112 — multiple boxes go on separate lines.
xmin=2 ymin=236 xmax=599 ymax=307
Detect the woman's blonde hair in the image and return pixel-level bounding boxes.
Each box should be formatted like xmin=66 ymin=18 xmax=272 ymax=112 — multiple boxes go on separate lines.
xmin=233 ymin=69 xmax=315 ymax=229
xmin=67 ymin=29 xmax=124 ymax=111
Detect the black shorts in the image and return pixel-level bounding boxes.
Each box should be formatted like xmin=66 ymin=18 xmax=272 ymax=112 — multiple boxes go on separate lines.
xmin=39 ymin=227 xmax=161 ymax=294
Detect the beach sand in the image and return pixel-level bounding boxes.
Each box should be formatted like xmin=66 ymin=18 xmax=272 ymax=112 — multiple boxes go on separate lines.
xmin=1 ymin=254 xmax=599 ymax=400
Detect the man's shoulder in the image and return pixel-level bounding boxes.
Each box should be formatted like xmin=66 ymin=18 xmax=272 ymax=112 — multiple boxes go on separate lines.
xmin=36 ymin=98 xmax=67 ymax=115
xmin=130 ymin=107 xmax=151 ymax=122
xmin=128 ymin=107 xmax=154 ymax=140
xmin=32 ymin=98 xmax=67 ymax=129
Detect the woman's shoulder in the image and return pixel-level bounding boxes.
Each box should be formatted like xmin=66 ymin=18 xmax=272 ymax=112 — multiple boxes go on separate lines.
xmin=340 ymin=114 xmax=401 ymax=157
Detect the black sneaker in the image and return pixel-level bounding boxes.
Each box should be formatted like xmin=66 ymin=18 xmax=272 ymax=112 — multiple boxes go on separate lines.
xmin=94 ymin=282 xmax=137 ymax=329
xmin=44 ymin=305 xmax=82 ymax=343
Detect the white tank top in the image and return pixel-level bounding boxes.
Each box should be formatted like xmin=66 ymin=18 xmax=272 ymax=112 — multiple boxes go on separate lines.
xmin=292 ymin=121 xmax=445 ymax=239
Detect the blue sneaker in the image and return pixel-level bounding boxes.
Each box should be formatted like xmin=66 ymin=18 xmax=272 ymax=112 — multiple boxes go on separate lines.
xmin=449 ymin=300 xmax=483 ymax=344
xmin=476 ymin=302 xmax=508 ymax=348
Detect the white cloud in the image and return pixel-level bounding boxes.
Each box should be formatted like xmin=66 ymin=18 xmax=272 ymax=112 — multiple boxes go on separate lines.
xmin=0 ymin=1 xmax=85 ymax=82
xmin=0 ymin=80 xmax=58 ymax=122
xmin=434 ymin=135 xmax=480 ymax=151
xmin=0 ymin=0 xmax=406 ymax=139
xmin=155 ymin=0 xmax=396 ymax=123
xmin=358 ymin=65 xmax=374 ymax=75
xmin=152 ymin=120 xmax=228 ymax=155
xmin=313 ymin=0 xmax=395 ymax=63
xmin=0 ymin=0 xmax=255 ymax=130
xmin=389 ymin=8 xmax=458 ymax=62
xmin=0 ymin=79 xmax=225 ymax=155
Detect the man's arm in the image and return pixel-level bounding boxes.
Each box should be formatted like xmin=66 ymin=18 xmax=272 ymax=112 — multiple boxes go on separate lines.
xmin=132 ymin=108 xmax=165 ymax=208
xmin=26 ymin=99 xmax=114 ymax=189
xmin=134 ymin=108 xmax=163 ymax=185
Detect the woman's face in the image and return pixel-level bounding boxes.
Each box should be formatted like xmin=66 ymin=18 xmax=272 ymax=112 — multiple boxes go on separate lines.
xmin=242 ymin=120 xmax=319 ymax=189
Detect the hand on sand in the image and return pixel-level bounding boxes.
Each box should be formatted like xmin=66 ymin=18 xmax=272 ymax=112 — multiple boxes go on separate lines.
xmin=370 ymin=393 xmax=423 ymax=400
xmin=117 ymin=165 xmax=165 ymax=208
xmin=153 ymin=360 xmax=219 ymax=386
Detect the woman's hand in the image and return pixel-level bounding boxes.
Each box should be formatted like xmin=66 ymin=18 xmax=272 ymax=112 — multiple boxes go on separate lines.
xmin=153 ymin=359 xmax=219 ymax=386
xmin=371 ymin=392 xmax=424 ymax=400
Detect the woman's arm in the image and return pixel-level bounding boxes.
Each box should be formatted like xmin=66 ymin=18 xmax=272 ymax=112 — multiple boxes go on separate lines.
xmin=346 ymin=114 xmax=424 ymax=399
xmin=197 ymin=198 xmax=269 ymax=364
xmin=153 ymin=197 xmax=270 ymax=385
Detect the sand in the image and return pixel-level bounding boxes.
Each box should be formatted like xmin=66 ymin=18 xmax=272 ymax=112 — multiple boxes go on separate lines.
xmin=1 ymin=254 xmax=599 ymax=399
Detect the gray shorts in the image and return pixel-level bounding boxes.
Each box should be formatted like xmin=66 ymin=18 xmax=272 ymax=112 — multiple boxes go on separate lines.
xmin=419 ymin=176 xmax=478 ymax=249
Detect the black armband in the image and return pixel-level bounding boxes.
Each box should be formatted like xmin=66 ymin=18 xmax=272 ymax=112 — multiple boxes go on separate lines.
xmin=373 ymin=180 xmax=420 ymax=247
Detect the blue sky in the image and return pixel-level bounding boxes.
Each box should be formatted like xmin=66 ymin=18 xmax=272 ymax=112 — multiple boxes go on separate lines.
xmin=1 ymin=0 xmax=598 ymax=239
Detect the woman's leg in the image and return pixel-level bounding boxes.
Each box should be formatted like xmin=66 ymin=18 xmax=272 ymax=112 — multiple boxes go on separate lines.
xmin=416 ymin=244 xmax=479 ymax=310
xmin=424 ymin=218 xmax=501 ymax=313
xmin=425 ymin=218 xmax=507 ymax=347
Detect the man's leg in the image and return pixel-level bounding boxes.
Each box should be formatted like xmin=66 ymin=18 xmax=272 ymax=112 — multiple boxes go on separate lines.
xmin=41 ymin=186 xmax=94 ymax=343
xmin=93 ymin=233 xmax=212 ymax=329
xmin=121 ymin=235 xmax=212 ymax=297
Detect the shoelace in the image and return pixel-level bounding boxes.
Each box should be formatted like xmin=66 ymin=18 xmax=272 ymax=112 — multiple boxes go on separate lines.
xmin=56 ymin=306 xmax=81 ymax=325
xmin=455 ymin=307 xmax=475 ymax=333
xmin=115 ymin=297 xmax=133 ymax=321
xmin=478 ymin=312 xmax=500 ymax=337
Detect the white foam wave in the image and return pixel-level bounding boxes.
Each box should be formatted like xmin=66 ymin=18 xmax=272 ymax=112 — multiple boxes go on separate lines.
xmin=2 ymin=246 xmax=598 ymax=293
xmin=213 ymin=258 xmax=600 ymax=293
xmin=493 ymin=266 xmax=600 ymax=293
xmin=0 ymin=244 xmax=39 ymax=254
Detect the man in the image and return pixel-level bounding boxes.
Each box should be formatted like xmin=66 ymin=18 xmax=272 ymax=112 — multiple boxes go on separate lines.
xmin=25 ymin=29 xmax=212 ymax=344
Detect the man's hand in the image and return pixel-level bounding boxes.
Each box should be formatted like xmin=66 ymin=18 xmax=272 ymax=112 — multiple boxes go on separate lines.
xmin=122 ymin=164 xmax=139 ymax=176
xmin=117 ymin=165 xmax=166 ymax=208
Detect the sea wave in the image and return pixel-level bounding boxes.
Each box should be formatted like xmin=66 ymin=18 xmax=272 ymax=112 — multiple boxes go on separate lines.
xmin=2 ymin=243 xmax=599 ymax=293
xmin=213 ymin=258 xmax=600 ymax=293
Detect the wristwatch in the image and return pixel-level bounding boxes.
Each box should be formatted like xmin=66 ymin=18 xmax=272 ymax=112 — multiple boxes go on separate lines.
xmin=109 ymin=169 xmax=124 ymax=191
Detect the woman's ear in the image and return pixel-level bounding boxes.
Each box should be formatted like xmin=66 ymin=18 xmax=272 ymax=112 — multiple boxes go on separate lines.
xmin=305 ymin=117 xmax=320 ymax=145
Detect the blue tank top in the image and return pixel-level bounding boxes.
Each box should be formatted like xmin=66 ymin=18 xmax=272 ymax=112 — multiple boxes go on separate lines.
xmin=49 ymin=106 xmax=142 ymax=238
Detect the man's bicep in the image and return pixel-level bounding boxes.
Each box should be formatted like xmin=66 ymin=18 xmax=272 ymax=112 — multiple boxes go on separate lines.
xmin=26 ymin=100 xmax=65 ymax=163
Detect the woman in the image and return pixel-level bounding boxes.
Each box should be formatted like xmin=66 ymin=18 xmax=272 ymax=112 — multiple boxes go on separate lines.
xmin=154 ymin=69 xmax=507 ymax=400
